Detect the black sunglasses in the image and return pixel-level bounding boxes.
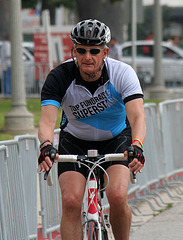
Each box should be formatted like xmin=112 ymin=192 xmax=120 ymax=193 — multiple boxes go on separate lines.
xmin=76 ymin=48 xmax=104 ymax=55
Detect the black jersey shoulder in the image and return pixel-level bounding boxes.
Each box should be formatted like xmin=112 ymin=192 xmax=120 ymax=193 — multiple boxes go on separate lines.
xmin=41 ymin=60 xmax=78 ymax=103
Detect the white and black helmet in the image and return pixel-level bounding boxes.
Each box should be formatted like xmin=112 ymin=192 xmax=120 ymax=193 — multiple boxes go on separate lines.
xmin=70 ymin=19 xmax=111 ymax=46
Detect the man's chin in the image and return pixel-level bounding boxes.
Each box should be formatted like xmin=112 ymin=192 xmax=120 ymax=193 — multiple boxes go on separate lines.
xmin=81 ymin=68 xmax=95 ymax=76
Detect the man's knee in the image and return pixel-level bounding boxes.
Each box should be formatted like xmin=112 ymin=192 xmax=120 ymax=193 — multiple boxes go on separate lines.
xmin=62 ymin=192 xmax=83 ymax=212
xmin=107 ymin=190 xmax=128 ymax=208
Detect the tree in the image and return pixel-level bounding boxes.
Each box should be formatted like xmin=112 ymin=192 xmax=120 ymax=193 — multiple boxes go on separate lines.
xmin=22 ymin=0 xmax=61 ymax=24
xmin=22 ymin=0 xmax=124 ymax=41
xmin=75 ymin=0 xmax=125 ymax=42
xmin=0 ymin=1 xmax=11 ymax=39
xmin=22 ymin=0 xmax=38 ymax=8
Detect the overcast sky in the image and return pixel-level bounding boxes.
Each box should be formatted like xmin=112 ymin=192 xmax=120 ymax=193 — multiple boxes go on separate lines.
xmin=143 ymin=0 xmax=183 ymax=6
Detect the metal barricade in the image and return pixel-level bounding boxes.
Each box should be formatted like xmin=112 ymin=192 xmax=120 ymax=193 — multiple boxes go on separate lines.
xmin=128 ymin=103 xmax=162 ymax=196
xmin=159 ymin=99 xmax=183 ymax=179
xmin=39 ymin=128 xmax=62 ymax=239
xmin=0 ymin=145 xmax=8 ymax=240
xmin=14 ymin=135 xmax=39 ymax=240
xmin=128 ymin=103 xmax=165 ymax=214
xmin=0 ymin=140 xmax=29 ymax=240
xmin=142 ymin=103 xmax=164 ymax=187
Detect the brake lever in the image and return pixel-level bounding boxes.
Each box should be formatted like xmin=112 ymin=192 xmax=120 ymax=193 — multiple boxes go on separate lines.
xmin=127 ymin=146 xmax=137 ymax=184
xmin=44 ymin=150 xmax=56 ymax=180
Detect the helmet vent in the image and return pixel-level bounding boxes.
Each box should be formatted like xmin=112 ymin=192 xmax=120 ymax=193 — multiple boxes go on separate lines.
xmin=94 ymin=28 xmax=99 ymax=38
xmin=74 ymin=28 xmax=78 ymax=36
xmin=88 ymin=22 xmax=93 ymax=27
xmin=100 ymin=29 xmax=105 ymax=37
xmin=86 ymin=30 xmax=91 ymax=38
xmin=96 ymin=22 xmax=101 ymax=27
xmin=80 ymin=26 xmax=84 ymax=37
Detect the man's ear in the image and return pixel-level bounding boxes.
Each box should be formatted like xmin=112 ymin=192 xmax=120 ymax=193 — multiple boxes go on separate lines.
xmin=103 ymin=47 xmax=109 ymax=59
xmin=71 ymin=45 xmax=76 ymax=59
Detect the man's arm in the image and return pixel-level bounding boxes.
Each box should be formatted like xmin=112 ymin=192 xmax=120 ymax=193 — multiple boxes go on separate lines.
xmin=125 ymin=98 xmax=146 ymax=174
xmin=38 ymin=105 xmax=59 ymax=172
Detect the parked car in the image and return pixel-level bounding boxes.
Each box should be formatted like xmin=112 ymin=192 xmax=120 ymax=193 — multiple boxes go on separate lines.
xmin=0 ymin=41 xmax=35 ymax=94
xmin=119 ymin=40 xmax=183 ymax=87
xmin=23 ymin=41 xmax=34 ymax=56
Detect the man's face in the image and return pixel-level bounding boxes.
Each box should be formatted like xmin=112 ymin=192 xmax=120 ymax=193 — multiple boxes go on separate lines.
xmin=73 ymin=44 xmax=109 ymax=80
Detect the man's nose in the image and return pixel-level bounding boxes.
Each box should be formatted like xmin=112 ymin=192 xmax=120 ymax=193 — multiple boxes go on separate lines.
xmin=85 ymin=51 xmax=92 ymax=59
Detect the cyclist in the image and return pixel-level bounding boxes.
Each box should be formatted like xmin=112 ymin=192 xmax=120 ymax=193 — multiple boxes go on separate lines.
xmin=38 ymin=19 xmax=146 ymax=240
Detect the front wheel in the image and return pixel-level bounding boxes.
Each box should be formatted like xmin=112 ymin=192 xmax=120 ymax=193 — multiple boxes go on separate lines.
xmin=88 ymin=221 xmax=97 ymax=240
xmin=101 ymin=227 xmax=108 ymax=240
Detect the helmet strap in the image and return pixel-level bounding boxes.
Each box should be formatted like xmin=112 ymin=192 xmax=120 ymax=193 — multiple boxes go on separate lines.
xmin=71 ymin=45 xmax=78 ymax=67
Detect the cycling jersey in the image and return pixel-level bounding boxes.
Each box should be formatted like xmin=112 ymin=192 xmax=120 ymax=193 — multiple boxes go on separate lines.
xmin=41 ymin=57 xmax=143 ymax=141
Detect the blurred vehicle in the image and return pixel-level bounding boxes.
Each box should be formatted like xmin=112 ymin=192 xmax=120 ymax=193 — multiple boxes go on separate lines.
xmin=23 ymin=41 xmax=34 ymax=55
xmin=119 ymin=40 xmax=183 ymax=88
xmin=0 ymin=41 xmax=35 ymax=94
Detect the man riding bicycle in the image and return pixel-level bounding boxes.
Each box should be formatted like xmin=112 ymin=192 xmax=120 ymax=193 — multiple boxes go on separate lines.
xmin=38 ymin=19 xmax=146 ymax=240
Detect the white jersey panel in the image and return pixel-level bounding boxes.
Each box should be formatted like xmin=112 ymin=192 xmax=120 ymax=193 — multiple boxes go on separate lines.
xmin=61 ymin=58 xmax=142 ymax=141
xmin=105 ymin=58 xmax=143 ymax=99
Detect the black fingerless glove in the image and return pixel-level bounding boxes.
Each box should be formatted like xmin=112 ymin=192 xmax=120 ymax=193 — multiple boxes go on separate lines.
xmin=38 ymin=145 xmax=58 ymax=165
xmin=133 ymin=145 xmax=145 ymax=165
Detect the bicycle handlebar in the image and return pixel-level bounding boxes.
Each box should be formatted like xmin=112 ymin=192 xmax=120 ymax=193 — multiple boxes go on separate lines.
xmin=56 ymin=153 xmax=125 ymax=162
xmin=44 ymin=146 xmax=137 ymax=185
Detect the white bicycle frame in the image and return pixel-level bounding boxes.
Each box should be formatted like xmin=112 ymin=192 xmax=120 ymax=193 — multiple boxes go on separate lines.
xmin=82 ymin=150 xmax=106 ymax=240
xmin=46 ymin=148 xmax=136 ymax=240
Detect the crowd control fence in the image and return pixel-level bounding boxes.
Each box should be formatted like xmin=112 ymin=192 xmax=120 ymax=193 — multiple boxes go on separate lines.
xmin=0 ymin=140 xmax=30 ymax=240
xmin=38 ymin=129 xmax=62 ymax=239
xmin=14 ymin=135 xmax=39 ymax=239
xmin=159 ymin=99 xmax=183 ymax=179
xmin=0 ymin=99 xmax=183 ymax=239
xmin=0 ymin=136 xmax=39 ymax=240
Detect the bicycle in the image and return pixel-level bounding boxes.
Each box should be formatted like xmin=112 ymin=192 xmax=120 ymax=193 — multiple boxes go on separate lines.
xmin=44 ymin=146 xmax=137 ymax=240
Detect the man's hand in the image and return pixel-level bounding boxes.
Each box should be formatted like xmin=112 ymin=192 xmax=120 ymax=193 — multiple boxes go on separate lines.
xmin=128 ymin=146 xmax=145 ymax=174
xmin=38 ymin=145 xmax=59 ymax=172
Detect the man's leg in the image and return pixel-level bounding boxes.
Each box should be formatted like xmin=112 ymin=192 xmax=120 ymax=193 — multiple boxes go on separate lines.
xmin=104 ymin=165 xmax=131 ymax=240
xmin=59 ymin=171 xmax=86 ymax=240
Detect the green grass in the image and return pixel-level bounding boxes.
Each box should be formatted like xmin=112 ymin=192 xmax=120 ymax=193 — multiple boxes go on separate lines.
xmin=27 ymin=99 xmax=42 ymax=128
xmin=144 ymin=99 xmax=161 ymax=105
xmin=153 ymin=203 xmax=173 ymax=216
xmin=0 ymin=98 xmax=61 ymax=141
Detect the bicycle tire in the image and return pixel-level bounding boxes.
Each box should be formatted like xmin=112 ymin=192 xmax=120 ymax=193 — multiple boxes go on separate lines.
xmin=88 ymin=221 xmax=97 ymax=240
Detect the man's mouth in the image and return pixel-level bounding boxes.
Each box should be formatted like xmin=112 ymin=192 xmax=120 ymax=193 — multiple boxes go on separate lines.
xmin=83 ymin=62 xmax=93 ymax=66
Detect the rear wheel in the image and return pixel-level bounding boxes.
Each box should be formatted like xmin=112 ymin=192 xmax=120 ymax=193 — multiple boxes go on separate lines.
xmin=88 ymin=221 xmax=97 ymax=240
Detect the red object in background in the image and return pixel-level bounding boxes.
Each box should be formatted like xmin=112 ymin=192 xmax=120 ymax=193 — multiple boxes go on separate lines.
xmin=34 ymin=33 xmax=49 ymax=80
xmin=33 ymin=32 xmax=73 ymax=81
xmin=34 ymin=33 xmax=48 ymax=63
xmin=51 ymin=32 xmax=73 ymax=62
xmin=38 ymin=228 xmax=61 ymax=239
xmin=29 ymin=9 xmax=35 ymax=15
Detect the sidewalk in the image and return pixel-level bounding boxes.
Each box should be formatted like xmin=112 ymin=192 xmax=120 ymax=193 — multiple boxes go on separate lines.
xmin=129 ymin=186 xmax=183 ymax=240
xmin=130 ymin=200 xmax=183 ymax=240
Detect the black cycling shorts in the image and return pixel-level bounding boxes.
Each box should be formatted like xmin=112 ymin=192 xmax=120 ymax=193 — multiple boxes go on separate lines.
xmin=58 ymin=130 xmax=132 ymax=178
